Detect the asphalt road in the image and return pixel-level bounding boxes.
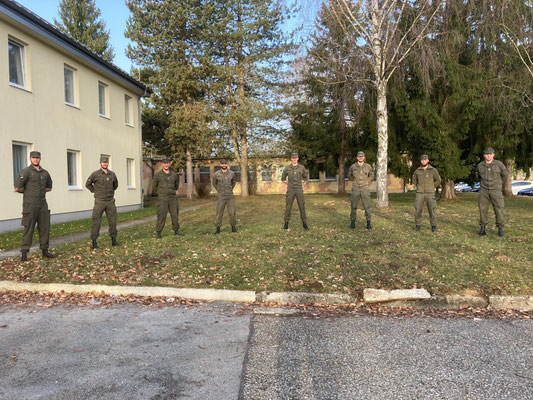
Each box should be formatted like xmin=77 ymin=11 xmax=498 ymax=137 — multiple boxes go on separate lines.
xmin=1 ymin=304 xmax=532 ymax=400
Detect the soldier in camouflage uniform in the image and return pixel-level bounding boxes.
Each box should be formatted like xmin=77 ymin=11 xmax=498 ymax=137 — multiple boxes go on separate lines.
xmin=412 ymin=155 xmax=441 ymax=232
xmin=475 ymin=148 xmax=509 ymax=237
xmin=14 ymin=151 xmax=56 ymax=261
xmin=153 ymin=158 xmax=183 ymax=238
xmin=348 ymin=151 xmax=374 ymax=230
xmin=85 ymin=156 xmax=119 ymax=248
xmin=212 ymin=159 xmax=237 ymax=234
xmin=281 ymin=153 xmax=309 ymax=230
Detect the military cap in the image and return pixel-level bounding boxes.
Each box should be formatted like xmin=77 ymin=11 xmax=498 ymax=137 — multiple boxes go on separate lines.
xmin=29 ymin=151 xmax=41 ymax=158
xmin=291 ymin=152 xmax=299 ymax=159
xmin=220 ymin=159 xmax=228 ymax=164
xmin=100 ymin=155 xmax=109 ymax=163
xmin=420 ymin=154 xmax=429 ymax=160
xmin=483 ymin=147 xmax=495 ymax=154
xmin=357 ymin=151 xmax=365 ymax=157
xmin=161 ymin=158 xmax=170 ymax=163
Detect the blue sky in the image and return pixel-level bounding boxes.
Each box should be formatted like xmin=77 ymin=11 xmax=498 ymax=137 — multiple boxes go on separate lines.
xmin=16 ymin=0 xmax=133 ymax=72
xmin=15 ymin=0 xmax=322 ymax=73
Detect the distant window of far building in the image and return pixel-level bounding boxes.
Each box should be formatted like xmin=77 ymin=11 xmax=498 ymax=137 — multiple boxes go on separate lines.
xmin=8 ymin=38 xmax=26 ymax=88
xmin=345 ymin=166 xmax=350 ymax=180
xmin=64 ymin=65 xmax=76 ymax=106
xmin=199 ymin=167 xmax=210 ymax=183
xmin=276 ymin=166 xmax=284 ymax=182
xmin=98 ymin=82 xmax=108 ymax=117
xmin=261 ymin=165 xmax=273 ymax=182
xmin=308 ymin=163 xmax=320 ymax=181
xmin=12 ymin=142 xmax=30 ymax=184
xmin=67 ymin=150 xmax=80 ymax=188
xmin=127 ymin=158 xmax=135 ymax=188
xmin=230 ymin=166 xmax=241 ymax=182
xmin=125 ymin=95 xmax=133 ymax=125
xmin=325 ymin=165 xmax=337 ymax=181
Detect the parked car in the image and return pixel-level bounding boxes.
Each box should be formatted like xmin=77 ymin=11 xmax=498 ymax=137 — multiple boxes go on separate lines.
xmin=454 ymin=182 xmax=472 ymax=192
xmin=517 ymin=187 xmax=533 ymax=196
xmin=511 ymin=180 xmax=533 ymax=195
xmin=471 ymin=182 xmax=480 ymax=192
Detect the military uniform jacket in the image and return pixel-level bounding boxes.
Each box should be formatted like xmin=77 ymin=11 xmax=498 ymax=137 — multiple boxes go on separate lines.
xmin=85 ymin=169 xmax=118 ymax=201
xmin=281 ymin=164 xmax=308 ymax=190
xmin=212 ymin=169 xmax=235 ymax=198
xmin=15 ymin=165 xmax=52 ymax=205
xmin=348 ymin=162 xmax=373 ymax=188
xmin=153 ymin=169 xmax=179 ymax=199
xmin=413 ymin=165 xmax=441 ymax=194
xmin=475 ymin=159 xmax=508 ymax=191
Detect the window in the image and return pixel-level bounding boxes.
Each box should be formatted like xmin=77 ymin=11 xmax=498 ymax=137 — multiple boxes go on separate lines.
xmin=344 ymin=166 xmax=350 ymax=181
xmin=98 ymin=82 xmax=108 ymax=117
xmin=325 ymin=165 xmax=337 ymax=181
xmin=276 ymin=166 xmax=285 ymax=182
xmin=12 ymin=142 xmax=30 ymax=184
xmin=308 ymin=163 xmax=320 ymax=181
xmin=124 ymin=95 xmax=133 ymax=125
xmin=261 ymin=165 xmax=273 ymax=182
xmin=127 ymin=158 xmax=135 ymax=188
xmin=64 ymin=65 xmax=76 ymax=106
xmin=67 ymin=150 xmax=80 ymax=188
xmin=199 ymin=167 xmax=210 ymax=183
xmin=230 ymin=166 xmax=241 ymax=182
xmin=8 ymin=38 xmax=26 ymax=88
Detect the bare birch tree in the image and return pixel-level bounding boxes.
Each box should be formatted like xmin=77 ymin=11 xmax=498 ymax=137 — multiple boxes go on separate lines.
xmin=327 ymin=0 xmax=442 ymax=207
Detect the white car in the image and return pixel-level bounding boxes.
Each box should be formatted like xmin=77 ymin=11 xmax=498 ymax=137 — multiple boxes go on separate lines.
xmin=512 ymin=180 xmax=533 ymax=195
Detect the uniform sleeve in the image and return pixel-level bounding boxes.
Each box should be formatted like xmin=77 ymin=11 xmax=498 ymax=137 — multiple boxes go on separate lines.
xmin=113 ymin=173 xmax=119 ymax=191
xmin=281 ymin=167 xmax=288 ymax=181
xmin=434 ymin=169 xmax=442 ymax=188
xmin=152 ymin=173 xmax=159 ymax=195
xmin=85 ymin=173 xmax=95 ymax=193
xmin=212 ymin=173 xmax=218 ymax=191
xmin=14 ymin=169 xmax=28 ymax=190
xmin=368 ymin=165 xmax=374 ymax=182
xmin=500 ymin=161 xmax=509 ymax=182
xmin=348 ymin=166 xmax=354 ymax=181
xmin=231 ymin=172 xmax=236 ymax=188
xmin=46 ymin=171 xmax=53 ymax=189
xmin=174 ymin=172 xmax=180 ymax=191
xmin=412 ymin=171 xmax=418 ymax=187
xmin=302 ymin=166 xmax=309 ymax=181
xmin=475 ymin=164 xmax=480 ymax=182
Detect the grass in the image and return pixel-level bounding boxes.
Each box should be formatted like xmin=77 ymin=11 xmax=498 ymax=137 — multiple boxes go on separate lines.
xmin=0 ymin=196 xmax=212 ymax=251
xmin=0 ymin=193 xmax=531 ymax=297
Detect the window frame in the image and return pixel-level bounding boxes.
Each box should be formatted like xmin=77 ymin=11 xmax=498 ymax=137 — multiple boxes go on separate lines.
xmin=261 ymin=165 xmax=273 ymax=182
xmin=124 ymin=94 xmax=133 ymax=126
xmin=12 ymin=141 xmax=31 ymax=185
xmin=64 ymin=64 xmax=77 ymax=107
xmin=126 ymin=158 xmax=135 ymax=189
xmin=8 ymin=37 xmax=27 ymax=89
xmin=67 ymin=149 xmax=81 ymax=190
xmin=98 ymin=81 xmax=109 ymax=118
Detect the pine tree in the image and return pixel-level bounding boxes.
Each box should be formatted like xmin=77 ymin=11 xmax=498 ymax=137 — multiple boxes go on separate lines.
xmin=54 ymin=0 xmax=114 ymax=61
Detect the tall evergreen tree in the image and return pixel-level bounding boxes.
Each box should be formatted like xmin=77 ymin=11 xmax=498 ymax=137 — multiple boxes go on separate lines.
xmin=54 ymin=0 xmax=114 ymax=61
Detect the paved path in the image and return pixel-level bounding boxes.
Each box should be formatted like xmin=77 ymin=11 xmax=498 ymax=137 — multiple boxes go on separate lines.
xmin=1 ymin=303 xmax=532 ymax=399
xmin=0 ymin=202 xmax=214 ymax=260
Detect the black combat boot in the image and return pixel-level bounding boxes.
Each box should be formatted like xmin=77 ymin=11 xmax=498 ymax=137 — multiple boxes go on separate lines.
xmin=111 ymin=236 xmax=120 ymax=246
xmin=367 ymin=220 xmax=372 ymax=230
xmin=156 ymin=232 xmax=162 ymax=239
xmin=21 ymin=252 xmax=28 ymax=262
xmin=350 ymin=220 xmax=355 ymax=229
xmin=498 ymin=227 xmax=504 ymax=237
xmin=215 ymin=227 xmax=221 ymax=235
xmin=431 ymin=226 xmax=437 ymax=232
xmin=231 ymin=225 xmax=237 ymax=233
xmin=175 ymin=230 xmax=184 ymax=236
xmin=91 ymin=239 xmax=98 ymax=249
xmin=414 ymin=226 xmax=421 ymax=232
xmin=303 ymin=222 xmax=309 ymax=230
xmin=283 ymin=221 xmax=289 ymax=230
xmin=42 ymin=249 xmax=57 ymax=259
xmin=478 ymin=227 xmax=486 ymax=236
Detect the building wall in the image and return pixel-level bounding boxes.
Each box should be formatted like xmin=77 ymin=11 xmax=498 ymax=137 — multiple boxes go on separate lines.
xmin=1 ymin=18 xmax=143 ymax=232
xmin=143 ymin=158 xmax=407 ymax=196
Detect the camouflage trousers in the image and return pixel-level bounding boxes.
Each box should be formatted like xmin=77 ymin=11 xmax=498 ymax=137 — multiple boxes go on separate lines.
xmin=156 ymin=196 xmax=179 ymax=233
xmin=415 ymin=193 xmax=437 ymax=226
xmin=90 ymin=199 xmax=117 ymax=239
xmin=285 ymin=189 xmax=307 ymax=222
xmin=20 ymin=202 xmax=50 ymax=253
xmin=478 ymin=189 xmax=504 ymax=227
xmin=215 ymin=196 xmax=236 ymax=227
xmin=350 ymin=186 xmax=372 ymax=221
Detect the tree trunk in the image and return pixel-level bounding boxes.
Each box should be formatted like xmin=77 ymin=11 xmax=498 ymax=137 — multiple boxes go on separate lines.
xmin=440 ymin=180 xmax=457 ymax=200
xmin=186 ymin=150 xmax=194 ymax=200
xmin=239 ymin=135 xmax=249 ymax=197
xmin=337 ymin=96 xmax=347 ymax=194
xmin=503 ymin=159 xmax=513 ymax=197
xmin=375 ymin=79 xmax=389 ymax=208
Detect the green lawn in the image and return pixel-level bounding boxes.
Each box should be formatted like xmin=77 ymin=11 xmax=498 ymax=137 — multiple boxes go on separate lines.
xmin=0 ymin=196 xmax=210 ymax=251
xmin=1 ymin=193 xmax=531 ymax=297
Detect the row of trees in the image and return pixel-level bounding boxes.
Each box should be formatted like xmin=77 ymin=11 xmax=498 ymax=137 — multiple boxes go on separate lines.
xmin=54 ymin=0 xmax=532 ymax=205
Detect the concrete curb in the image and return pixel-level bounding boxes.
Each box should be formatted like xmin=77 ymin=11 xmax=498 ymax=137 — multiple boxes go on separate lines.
xmin=1 ymin=281 xmax=532 ymax=311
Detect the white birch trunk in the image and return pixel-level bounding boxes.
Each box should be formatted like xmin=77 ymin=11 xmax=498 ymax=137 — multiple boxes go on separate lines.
xmin=186 ymin=150 xmax=194 ymax=200
xmin=375 ymin=79 xmax=389 ymax=207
